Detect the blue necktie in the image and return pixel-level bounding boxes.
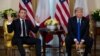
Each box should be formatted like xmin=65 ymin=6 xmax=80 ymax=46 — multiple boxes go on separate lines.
xmin=77 ymin=19 xmax=81 ymax=42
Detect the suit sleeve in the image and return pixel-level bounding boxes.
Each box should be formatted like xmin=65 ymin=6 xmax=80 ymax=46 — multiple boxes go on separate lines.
xmin=31 ymin=26 xmax=39 ymax=33
xmin=28 ymin=21 xmax=39 ymax=33
xmin=7 ymin=21 xmax=14 ymax=33
xmin=67 ymin=18 xmax=75 ymax=39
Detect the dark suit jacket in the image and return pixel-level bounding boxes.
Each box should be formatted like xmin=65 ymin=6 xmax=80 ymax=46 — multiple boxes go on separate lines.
xmin=67 ymin=16 xmax=89 ymax=40
xmin=7 ymin=18 xmax=39 ymax=38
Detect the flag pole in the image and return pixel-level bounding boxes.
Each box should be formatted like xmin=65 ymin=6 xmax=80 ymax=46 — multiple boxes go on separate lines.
xmin=49 ymin=0 xmax=56 ymax=19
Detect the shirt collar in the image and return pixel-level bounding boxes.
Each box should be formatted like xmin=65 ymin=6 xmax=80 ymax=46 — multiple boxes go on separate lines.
xmin=20 ymin=18 xmax=25 ymax=21
xmin=77 ymin=18 xmax=82 ymax=23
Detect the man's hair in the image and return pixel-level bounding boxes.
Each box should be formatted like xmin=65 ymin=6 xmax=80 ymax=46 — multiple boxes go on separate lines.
xmin=74 ymin=7 xmax=83 ymax=13
xmin=19 ymin=9 xmax=27 ymax=13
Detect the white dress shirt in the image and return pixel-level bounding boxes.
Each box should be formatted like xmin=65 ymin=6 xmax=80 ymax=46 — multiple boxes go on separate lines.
xmin=20 ymin=18 xmax=27 ymax=37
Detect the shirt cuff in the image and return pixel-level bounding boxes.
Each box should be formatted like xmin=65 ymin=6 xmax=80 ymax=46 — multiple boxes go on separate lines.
xmin=35 ymin=21 xmax=40 ymax=26
xmin=81 ymin=39 xmax=85 ymax=43
xmin=74 ymin=38 xmax=78 ymax=42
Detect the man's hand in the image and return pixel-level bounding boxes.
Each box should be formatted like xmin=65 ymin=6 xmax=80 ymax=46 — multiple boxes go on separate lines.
xmin=75 ymin=41 xmax=79 ymax=50
xmin=74 ymin=39 xmax=79 ymax=50
xmin=35 ymin=16 xmax=40 ymax=23
xmin=79 ymin=43 xmax=83 ymax=49
xmin=79 ymin=40 xmax=84 ymax=49
xmin=80 ymin=39 xmax=84 ymax=44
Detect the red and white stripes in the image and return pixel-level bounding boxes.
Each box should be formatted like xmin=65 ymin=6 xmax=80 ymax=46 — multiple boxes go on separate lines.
xmin=19 ymin=0 xmax=35 ymax=25
xmin=55 ymin=0 xmax=70 ymax=33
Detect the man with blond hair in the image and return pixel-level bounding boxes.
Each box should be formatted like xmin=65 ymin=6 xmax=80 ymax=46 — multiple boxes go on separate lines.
xmin=65 ymin=7 xmax=93 ymax=56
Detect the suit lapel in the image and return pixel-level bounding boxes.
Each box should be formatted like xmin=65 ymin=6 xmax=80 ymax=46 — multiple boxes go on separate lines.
xmin=80 ymin=17 xmax=85 ymax=32
xmin=17 ymin=19 xmax=21 ymax=34
xmin=73 ymin=17 xmax=77 ymax=32
xmin=18 ymin=19 xmax=21 ymax=28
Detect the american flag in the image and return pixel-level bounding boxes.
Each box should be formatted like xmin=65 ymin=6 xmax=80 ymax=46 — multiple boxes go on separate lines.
xmin=55 ymin=0 xmax=70 ymax=33
xmin=19 ymin=0 xmax=35 ymax=25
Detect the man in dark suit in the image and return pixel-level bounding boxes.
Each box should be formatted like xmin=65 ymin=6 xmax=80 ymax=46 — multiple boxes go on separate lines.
xmin=7 ymin=9 xmax=41 ymax=56
xmin=65 ymin=7 xmax=93 ymax=56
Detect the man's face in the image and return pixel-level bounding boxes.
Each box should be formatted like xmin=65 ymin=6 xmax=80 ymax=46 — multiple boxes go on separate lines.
xmin=75 ymin=10 xmax=83 ymax=18
xmin=19 ymin=10 xmax=27 ymax=19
